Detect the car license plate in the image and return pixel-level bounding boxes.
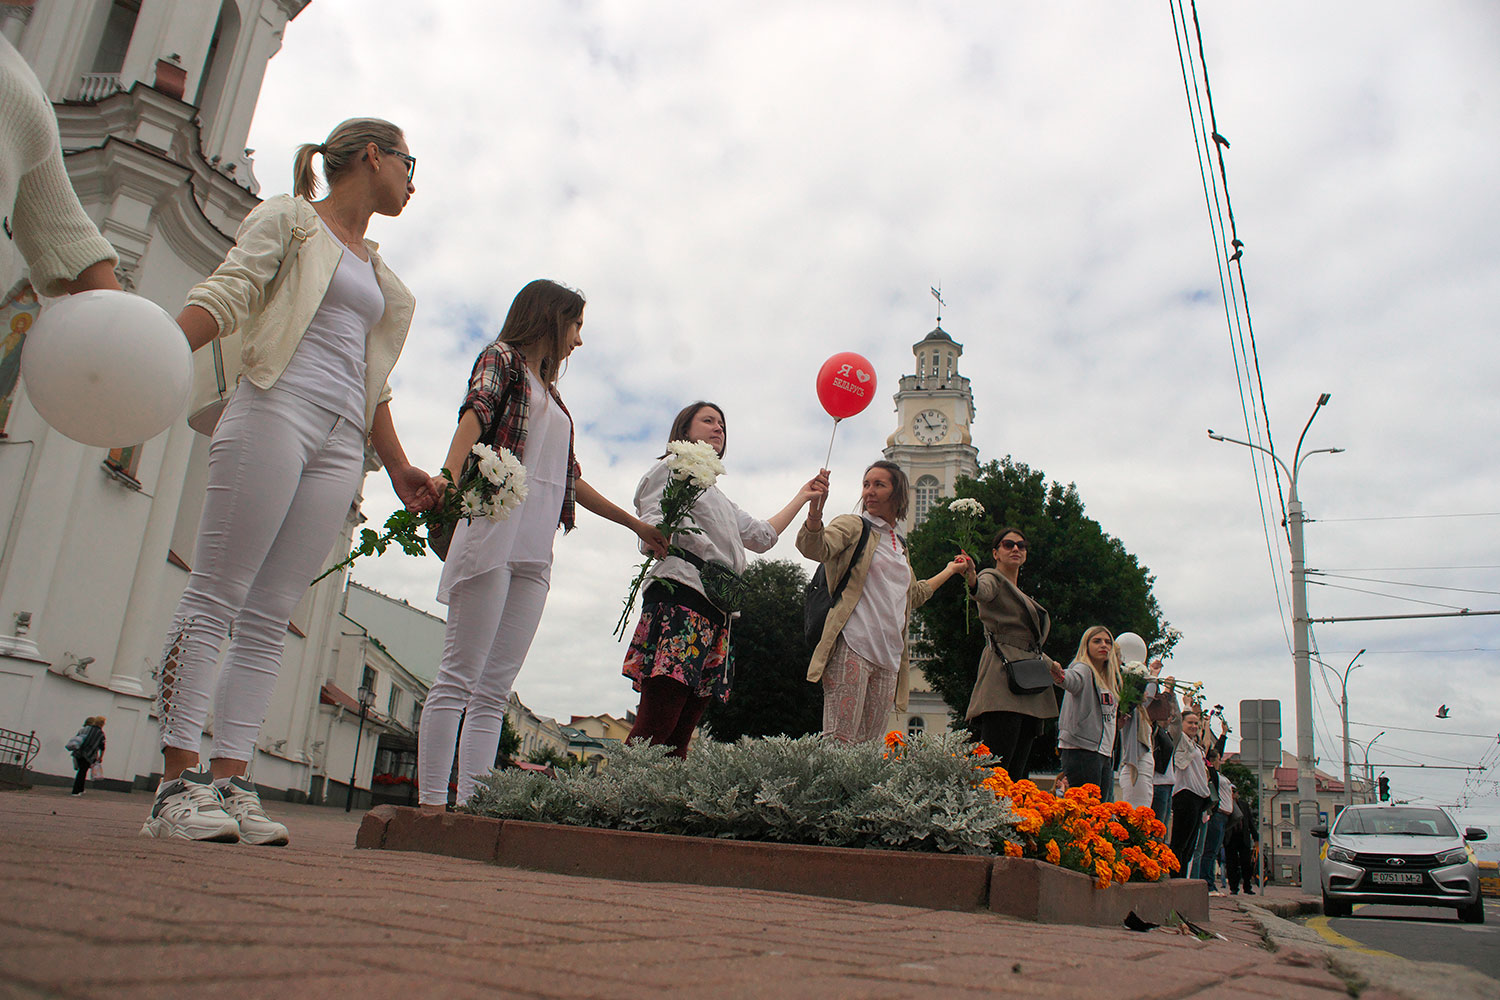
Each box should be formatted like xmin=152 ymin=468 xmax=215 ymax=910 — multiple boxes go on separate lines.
xmin=1370 ymin=872 xmax=1422 ymax=885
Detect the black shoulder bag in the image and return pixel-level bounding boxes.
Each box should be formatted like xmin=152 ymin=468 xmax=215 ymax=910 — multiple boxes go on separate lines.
xmin=985 ymin=592 xmax=1053 ymax=695
xmin=802 ymin=520 xmax=873 ymax=646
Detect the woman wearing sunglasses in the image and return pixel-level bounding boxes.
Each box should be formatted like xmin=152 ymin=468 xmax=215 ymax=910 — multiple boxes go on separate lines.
xmin=142 ymin=118 xmax=436 ymax=846
xmin=962 ymin=527 xmax=1061 ymax=780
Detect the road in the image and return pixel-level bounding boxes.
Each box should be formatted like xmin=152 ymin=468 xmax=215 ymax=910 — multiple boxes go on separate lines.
xmin=1303 ymin=898 xmax=1500 ymax=980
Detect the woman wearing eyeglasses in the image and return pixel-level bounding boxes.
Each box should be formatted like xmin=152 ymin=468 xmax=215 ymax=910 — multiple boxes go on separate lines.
xmin=962 ymin=527 xmax=1061 ymax=780
xmin=141 ymin=119 xmax=437 ymax=847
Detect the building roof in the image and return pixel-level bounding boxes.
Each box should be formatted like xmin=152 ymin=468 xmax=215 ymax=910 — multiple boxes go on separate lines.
xmin=920 ymin=325 xmax=956 ymax=344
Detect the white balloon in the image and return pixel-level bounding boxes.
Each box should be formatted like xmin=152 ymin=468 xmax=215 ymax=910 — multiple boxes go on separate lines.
xmin=1115 ymin=631 xmax=1148 ymax=665
xmin=20 ymin=289 xmax=191 ymax=448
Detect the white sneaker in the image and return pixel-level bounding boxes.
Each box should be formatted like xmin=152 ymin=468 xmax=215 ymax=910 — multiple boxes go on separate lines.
xmin=140 ymin=771 xmax=240 ymax=842
xmin=219 ymin=776 xmax=289 ymax=846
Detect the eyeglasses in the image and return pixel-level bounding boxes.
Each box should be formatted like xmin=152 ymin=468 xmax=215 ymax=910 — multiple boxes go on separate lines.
xmin=999 ymin=539 xmax=1028 ymax=551
xmin=379 ymin=146 xmax=416 ymax=182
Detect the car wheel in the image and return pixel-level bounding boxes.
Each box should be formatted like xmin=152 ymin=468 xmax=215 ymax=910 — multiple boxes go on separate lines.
xmin=1457 ymin=900 xmax=1485 ymax=924
xmin=1322 ymin=894 xmax=1352 ymax=919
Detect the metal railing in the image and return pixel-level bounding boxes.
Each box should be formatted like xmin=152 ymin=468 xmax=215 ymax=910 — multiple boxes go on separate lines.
xmin=77 ymin=73 xmax=122 ymax=102
xmin=0 ymin=727 xmax=40 ymax=787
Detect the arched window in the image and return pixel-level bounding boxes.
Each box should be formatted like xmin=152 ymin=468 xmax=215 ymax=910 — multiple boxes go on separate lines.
xmin=907 ymin=717 xmax=925 ymax=738
xmin=914 ymin=475 xmax=941 ymax=524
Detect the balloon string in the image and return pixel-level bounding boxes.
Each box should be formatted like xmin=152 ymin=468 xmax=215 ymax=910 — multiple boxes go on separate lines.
xmin=824 ymin=418 xmax=840 ymax=469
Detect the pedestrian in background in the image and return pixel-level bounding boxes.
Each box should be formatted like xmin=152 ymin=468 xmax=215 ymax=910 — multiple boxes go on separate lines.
xmin=1224 ymin=786 xmax=1258 ymax=895
xmin=960 ymin=526 xmax=1060 ymax=779
xmin=1193 ymin=748 xmax=1234 ymax=894
xmin=65 ymin=716 xmax=105 ymax=795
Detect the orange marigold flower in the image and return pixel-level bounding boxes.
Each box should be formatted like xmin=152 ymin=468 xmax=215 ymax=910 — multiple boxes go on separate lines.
xmin=1149 ymin=819 xmax=1167 ymax=840
xmin=1094 ymin=860 xmax=1112 ymax=889
xmin=884 ymin=730 xmax=906 ymax=748
xmin=1142 ymin=860 xmax=1162 ymax=881
xmin=1045 ymin=840 xmax=1061 ymax=865
xmin=1003 ymin=840 xmax=1023 ymax=858
xmin=972 ymin=742 xmax=993 ymax=757
xmin=1016 ymin=809 xmax=1043 ymax=835
xmin=1160 ymin=847 xmax=1181 ymax=873
xmin=1107 ymin=822 xmax=1129 ymax=841
xmin=1114 ymin=862 xmax=1132 ymax=884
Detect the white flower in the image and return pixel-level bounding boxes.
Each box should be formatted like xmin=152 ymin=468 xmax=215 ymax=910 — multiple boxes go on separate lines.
xmin=460 ymin=489 xmax=487 ymax=518
xmin=666 ymin=439 xmax=726 ymax=488
xmin=950 ymin=498 xmax=985 ymax=518
xmin=1120 ymin=660 xmax=1150 ymax=677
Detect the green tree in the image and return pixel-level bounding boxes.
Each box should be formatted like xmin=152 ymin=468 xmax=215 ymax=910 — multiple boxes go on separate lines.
xmin=525 ymin=745 xmax=580 ymax=771
xmin=701 ymin=558 xmax=823 ymax=740
xmin=496 ymin=716 xmax=520 ymax=767
xmin=907 ymin=457 xmax=1179 ymax=767
xmin=1218 ymin=759 xmax=1258 ymax=814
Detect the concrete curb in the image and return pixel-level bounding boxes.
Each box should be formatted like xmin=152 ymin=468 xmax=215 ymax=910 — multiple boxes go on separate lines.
xmin=1241 ymin=900 xmax=1500 ymax=1000
xmin=356 ymin=805 xmax=1208 ymax=927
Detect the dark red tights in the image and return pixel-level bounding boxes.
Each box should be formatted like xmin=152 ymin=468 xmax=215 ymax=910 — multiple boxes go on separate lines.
xmin=627 ymin=676 xmax=710 ymax=758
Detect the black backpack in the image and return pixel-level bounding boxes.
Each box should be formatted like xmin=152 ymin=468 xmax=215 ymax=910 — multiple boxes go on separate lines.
xmin=802 ymin=520 xmax=872 ymax=646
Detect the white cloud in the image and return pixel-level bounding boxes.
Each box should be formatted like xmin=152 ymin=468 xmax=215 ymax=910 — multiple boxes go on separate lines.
xmin=247 ymin=0 xmax=1500 ymax=813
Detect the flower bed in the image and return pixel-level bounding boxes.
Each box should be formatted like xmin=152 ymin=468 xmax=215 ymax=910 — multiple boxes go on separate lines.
xmin=465 ymin=729 xmax=1179 ymax=888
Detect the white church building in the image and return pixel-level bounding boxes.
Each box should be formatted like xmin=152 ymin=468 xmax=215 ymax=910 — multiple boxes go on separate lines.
xmin=0 ymin=0 xmax=424 ymax=806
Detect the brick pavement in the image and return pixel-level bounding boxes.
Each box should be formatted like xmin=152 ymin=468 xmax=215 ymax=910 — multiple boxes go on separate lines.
xmin=0 ymin=787 xmax=1403 ymax=1000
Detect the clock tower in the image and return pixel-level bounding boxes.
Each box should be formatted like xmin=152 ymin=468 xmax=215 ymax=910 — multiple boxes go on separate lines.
xmin=884 ymin=322 xmax=980 ymax=531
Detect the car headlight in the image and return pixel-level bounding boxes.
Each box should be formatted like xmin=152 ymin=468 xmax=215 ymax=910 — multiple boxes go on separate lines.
xmin=1436 ymin=848 xmax=1470 ymax=867
xmin=1326 ymin=845 xmax=1356 ymax=864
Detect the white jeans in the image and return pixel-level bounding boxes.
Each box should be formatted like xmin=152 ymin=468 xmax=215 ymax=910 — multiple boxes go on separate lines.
xmin=1116 ymin=762 xmax=1156 ymax=808
xmin=156 ymin=384 xmax=364 ymax=761
xmin=417 ymin=563 xmax=550 ymax=805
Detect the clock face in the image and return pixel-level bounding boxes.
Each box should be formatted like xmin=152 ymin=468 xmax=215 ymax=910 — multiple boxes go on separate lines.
xmin=913 ymin=408 xmax=949 ymax=444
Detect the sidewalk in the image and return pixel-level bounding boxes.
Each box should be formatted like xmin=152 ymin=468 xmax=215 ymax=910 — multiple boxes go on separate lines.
xmin=1 ymin=787 xmax=1402 ymax=1000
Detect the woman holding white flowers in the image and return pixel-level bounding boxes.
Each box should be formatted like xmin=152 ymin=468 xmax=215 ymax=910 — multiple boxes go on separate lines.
xmin=1050 ymin=625 xmax=1121 ymax=800
xmin=418 ymin=280 xmax=666 ymax=810
xmin=622 ymin=402 xmax=827 ymax=757
xmin=799 ymin=461 xmax=970 ymax=743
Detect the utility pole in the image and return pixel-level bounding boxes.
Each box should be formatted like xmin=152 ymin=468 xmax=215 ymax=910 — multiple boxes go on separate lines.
xmin=1211 ymin=392 xmax=1344 ymax=887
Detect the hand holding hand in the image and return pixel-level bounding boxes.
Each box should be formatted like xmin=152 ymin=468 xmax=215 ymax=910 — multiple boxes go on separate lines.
xmin=638 ymin=522 xmax=669 ymax=558
xmin=392 ymin=464 xmax=441 ymax=512
xmin=1049 ymin=661 xmax=1068 ymax=685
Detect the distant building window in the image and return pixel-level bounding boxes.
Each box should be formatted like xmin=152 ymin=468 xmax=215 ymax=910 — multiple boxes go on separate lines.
xmin=1280 ymin=802 xmax=1292 ymax=821
xmin=914 ymin=475 xmax=941 ymax=524
xmin=1279 ymin=831 xmax=1293 ymax=848
xmin=907 ymin=717 xmax=925 ymax=738
xmin=361 ymin=666 xmax=377 ymax=694
xmin=387 ymin=686 xmax=401 ymax=717
xmin=104 ymin=444 xmax=141 ymax=481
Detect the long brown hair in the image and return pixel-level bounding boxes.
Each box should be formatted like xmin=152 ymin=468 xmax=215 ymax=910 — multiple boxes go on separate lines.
xmin=862 ymin=460 xmax=910 ymax=523
xmin=662 ymin=401 xmax=726 ymax=458
xmin=292 ymin=118 xmax=406 ymax=200
xmin=497 ymin=279 xmax=586 ymax=384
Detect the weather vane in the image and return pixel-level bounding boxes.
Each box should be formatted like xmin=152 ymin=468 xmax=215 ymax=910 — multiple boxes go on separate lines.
xmin=930 ymin=284 xmax=944 ymax=325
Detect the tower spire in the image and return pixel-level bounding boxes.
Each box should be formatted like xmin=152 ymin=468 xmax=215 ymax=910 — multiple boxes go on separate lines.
xmin=930 ymin=284 xmax=944 ymax=326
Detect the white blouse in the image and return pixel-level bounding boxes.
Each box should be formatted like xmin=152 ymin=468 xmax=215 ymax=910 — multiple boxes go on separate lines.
xmin=840 ymin=514 xmax=911 ymax=672
xmin=635 ymin=457 xmax=777 ymax=602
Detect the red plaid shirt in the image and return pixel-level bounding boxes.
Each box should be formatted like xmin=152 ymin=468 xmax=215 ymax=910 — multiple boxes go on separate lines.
xmin=459 ymin=342 xmax=579 ymax=531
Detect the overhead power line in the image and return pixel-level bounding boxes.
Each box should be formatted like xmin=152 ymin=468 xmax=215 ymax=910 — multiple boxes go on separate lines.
xmin=1349 ymin=720 xmax=1500 ymax=740
xmin=1318 ymin=512 xmax=1500 ymax=522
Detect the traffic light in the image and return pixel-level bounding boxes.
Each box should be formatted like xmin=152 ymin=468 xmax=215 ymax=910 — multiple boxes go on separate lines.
xmin=1378 ymin=774 xmax=1390 ymax=801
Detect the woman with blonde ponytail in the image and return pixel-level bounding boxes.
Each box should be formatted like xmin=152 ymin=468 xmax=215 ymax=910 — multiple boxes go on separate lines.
xmin=141 ymin=118 xmax=437 ymax=847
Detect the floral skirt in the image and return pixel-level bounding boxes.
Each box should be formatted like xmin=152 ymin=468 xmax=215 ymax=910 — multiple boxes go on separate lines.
xmin=622 ymin=594 xmax=733 ymax=702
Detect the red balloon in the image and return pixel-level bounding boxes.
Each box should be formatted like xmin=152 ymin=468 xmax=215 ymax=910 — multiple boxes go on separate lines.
xmin=815 ymin=352 xmax=878 ymax=420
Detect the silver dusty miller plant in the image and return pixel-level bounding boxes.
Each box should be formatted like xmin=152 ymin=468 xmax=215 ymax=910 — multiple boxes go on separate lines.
xmin=464 ymin=730 xmax=1022 ymax=855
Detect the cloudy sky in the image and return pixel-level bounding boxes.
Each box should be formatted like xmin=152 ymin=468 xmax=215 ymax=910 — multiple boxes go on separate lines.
xmin=243 ymin=1 xmax=1500 ymax=828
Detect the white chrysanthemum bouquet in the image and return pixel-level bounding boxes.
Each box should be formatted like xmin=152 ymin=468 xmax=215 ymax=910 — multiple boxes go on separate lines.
xmin=948 ymin=496 xmax=985 ymax=632
xmin=614 ymin=439 xmax=726 ymax=638
xmin=312 ymin=443 xmax=527 ymax=584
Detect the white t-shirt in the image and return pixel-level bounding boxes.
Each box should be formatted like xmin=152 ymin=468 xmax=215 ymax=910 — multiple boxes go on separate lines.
xmin=275 ymin=238 xmax=382 ymax=426
xmin=1173 ymin=738 xmax=1210 ymax=798
xmin=1095 ymin=686 xmax=1118 ymax=757
xmin=841 ymin=514 xmax=911 ymax=672
xmin=437 ymin=369 xmax=570 ymax=603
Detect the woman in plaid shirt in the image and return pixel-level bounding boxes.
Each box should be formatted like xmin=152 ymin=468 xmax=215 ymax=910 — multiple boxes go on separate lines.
xmin=417 ymin=279 xmax=666 ymax=810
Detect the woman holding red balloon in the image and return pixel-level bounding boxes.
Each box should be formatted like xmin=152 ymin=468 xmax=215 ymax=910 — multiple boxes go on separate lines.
xmin=798 ymin=461 xmax=970 ymax=742
xmin=621 ymin=401 xmax=828 ymax=757
xmin=140 ymin=118 xmax=438 ymax=846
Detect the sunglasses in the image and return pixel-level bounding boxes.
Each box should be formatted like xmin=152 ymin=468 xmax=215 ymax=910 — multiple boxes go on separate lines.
xmin=999 ymin=538 xmax=1028 ymax=551
xmin=378 ymin=146 xmax=416 ymax=182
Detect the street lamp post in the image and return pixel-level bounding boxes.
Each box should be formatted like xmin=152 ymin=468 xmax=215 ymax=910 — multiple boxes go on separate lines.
xmin=345 ymin=684 xmax=375 ymax=813
xmin=1209 ymin=392 xmax=1344 ymax=887
xmin=1332 ymin=648 xmax=1365 ymax=808
xmin=1361 ymin=731 xmax=1385 ymax=803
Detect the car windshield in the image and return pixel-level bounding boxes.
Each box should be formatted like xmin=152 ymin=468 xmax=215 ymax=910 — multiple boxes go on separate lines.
xmin=1333 ymin=807 xmax=1457 ymax=837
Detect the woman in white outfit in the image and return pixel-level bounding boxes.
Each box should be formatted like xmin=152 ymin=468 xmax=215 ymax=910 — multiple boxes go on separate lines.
xmin=417 ymin=279 xmax=667 ymax=810
xmin=142 ymin=119 xmax=437 ymax=845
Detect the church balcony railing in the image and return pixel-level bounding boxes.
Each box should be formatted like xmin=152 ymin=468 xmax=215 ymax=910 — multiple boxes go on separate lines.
xmin=77 ymin=73 xmax=122 ymax=102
